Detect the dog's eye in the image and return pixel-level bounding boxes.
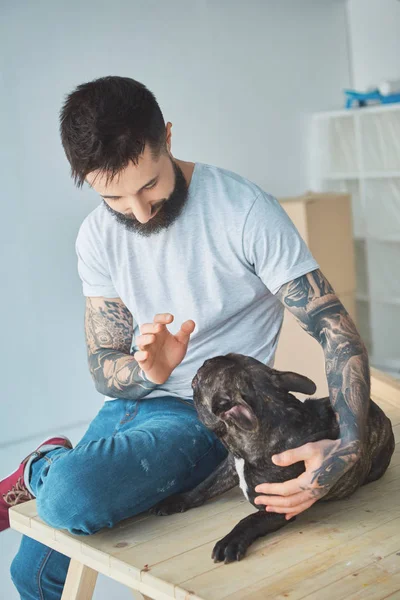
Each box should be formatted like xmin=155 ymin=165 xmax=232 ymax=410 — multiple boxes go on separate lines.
xmin=219 ymin=394 xmax=231 ymax=402
xmin=215 ymin=396 xmax=231 ymax=409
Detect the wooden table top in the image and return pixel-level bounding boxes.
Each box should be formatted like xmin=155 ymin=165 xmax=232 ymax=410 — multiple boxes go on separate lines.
xmin=10 ymin=392 xmax=400 ymax=600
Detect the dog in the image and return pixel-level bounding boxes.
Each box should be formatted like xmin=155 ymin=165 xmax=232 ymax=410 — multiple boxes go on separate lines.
xmin=150 ymin=353 xmax=395 ymax=563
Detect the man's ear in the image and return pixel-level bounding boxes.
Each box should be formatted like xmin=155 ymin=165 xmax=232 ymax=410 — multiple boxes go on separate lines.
xmin=220 ymin=403 xmax=258 ymax=432
xmin=165 ymin=122 xmax=173 ymax=153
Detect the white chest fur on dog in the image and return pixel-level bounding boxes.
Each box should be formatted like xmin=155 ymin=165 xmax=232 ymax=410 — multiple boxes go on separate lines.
xmin=234 ymin=457 xmax=249 ymax=500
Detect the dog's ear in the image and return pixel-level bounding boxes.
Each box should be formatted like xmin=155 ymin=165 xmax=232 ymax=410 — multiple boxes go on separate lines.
xmin=274 ymin=371 xmax=317 ymax=396
xmin=220 ymin=403 xmax=258 ymax=432
xmin=244 ymin=358 xmax=317 ymax=397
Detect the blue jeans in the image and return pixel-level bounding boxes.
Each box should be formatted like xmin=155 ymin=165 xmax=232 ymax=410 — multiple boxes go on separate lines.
xmin=10 ymin=396 xmax=228 ymax=599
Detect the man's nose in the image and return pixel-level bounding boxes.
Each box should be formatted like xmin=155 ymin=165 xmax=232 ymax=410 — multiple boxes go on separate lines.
xmin=127 ymin=198 xmax=152 ymax=223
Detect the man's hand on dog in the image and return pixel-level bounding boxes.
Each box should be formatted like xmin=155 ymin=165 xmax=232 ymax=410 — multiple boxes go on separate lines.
xmin=133 ymin=313 xmax=196 ymax=384
xmin=254 ymin=438 xmax=362 ymax=519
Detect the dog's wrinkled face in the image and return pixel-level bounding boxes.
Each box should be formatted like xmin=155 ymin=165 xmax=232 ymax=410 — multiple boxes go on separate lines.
xmin=191 ymin=353 xmax=317 ymax=435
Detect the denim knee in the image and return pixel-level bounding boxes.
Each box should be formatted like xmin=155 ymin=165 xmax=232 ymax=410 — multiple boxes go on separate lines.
xmin=36 ymin=458 xmax=99 ymax=535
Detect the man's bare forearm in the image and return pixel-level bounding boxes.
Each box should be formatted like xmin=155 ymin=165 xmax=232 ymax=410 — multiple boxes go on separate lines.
xmin=277 ymin=270 xmax=370 ymax=445
xmin=85 ymin=297 xmax=156 ymax=399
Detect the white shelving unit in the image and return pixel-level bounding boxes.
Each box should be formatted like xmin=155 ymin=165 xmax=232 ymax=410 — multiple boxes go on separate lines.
xmin=310 ymin=103 xmax=400 ymax=379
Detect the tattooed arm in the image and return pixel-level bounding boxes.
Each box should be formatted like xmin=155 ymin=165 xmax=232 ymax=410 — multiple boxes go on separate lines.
xmin=277 ymin=269 xmax=370 ymax=444
xmin=85 ymin=296 xmax=156 ymax=399
xmin=254 ymin=269 xmax=370 ymax=517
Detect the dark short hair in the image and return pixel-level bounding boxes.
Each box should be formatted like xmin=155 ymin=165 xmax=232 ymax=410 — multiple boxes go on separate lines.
xmin=59 ymin=76 xmax=166 ymax=188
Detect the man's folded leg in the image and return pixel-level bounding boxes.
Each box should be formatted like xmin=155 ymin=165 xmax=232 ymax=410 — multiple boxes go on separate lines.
xmin=8 ymin=396 xmax=228 ymax=600
xmin=32 ymin=396 xmax=227 ymax=535
xmin=7 ymin=398 xmax=128 ymax=600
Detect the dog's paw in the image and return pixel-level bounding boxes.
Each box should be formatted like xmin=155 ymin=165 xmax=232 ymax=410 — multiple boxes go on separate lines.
xmin=149 ymin=494 xmax=188 ymax=516
xmin=212 ymin=534 xmax=249 ymax=564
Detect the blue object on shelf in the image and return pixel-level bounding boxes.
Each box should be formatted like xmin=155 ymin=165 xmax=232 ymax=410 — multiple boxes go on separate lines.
xmin=344 ymin=88 xmax=400 ymax=109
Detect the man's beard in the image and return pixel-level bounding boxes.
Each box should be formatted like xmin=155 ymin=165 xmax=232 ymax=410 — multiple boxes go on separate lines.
xmin=103 ymin=159 xmax=189 ymax=236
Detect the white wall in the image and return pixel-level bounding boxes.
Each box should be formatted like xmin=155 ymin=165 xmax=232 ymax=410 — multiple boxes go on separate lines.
xmin=1 ymin=1 xmax=350 ymax=598
xmin=347 ymin=0 xmax=400 ymax=90
xmin=1 ymin=0 xmax=351 ymax=442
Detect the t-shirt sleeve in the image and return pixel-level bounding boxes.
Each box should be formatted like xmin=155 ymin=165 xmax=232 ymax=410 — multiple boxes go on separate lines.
xmin=75 ymin=222 xmax=119 ymax=298
xmin=242 ymin=192 xmax=319 ymax=295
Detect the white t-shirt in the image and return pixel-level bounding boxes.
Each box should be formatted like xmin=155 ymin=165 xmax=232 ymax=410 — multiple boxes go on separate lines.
xmin=76 ymin=162 xmax=319 ymax=400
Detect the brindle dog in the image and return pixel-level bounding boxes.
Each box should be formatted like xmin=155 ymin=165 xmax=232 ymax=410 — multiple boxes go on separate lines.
xmin=150 ymin=353 xmax=395 ymax=563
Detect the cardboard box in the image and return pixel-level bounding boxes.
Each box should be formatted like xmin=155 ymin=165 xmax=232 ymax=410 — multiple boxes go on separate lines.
xmin=274 ymin=192 xmax=356 ymax=398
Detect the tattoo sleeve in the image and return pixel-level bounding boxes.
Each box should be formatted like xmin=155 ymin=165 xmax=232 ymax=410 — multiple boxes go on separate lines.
xmin=276 ymin=269 xmax=370 ymax=446
xmin=85 ymin=297 xmax=156 ymax=399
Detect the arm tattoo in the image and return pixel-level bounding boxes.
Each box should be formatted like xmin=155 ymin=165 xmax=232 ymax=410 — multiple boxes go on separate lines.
xmin=276 ymin=270 xmax=370 ymax=494
xmin=85 ymin=298 xmax=155 ymax=400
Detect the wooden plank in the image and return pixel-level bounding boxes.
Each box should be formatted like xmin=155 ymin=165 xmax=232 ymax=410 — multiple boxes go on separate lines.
xmin=140 ymin=570 xmax=176 ymax=599
xmin=80 ymin=513 xmax=152 ymax=554
xmin=11 ymin=460 xmax=399 ymax=596
xmin=222 ymin=517 xmax=400 ymax=600
xmin=112 ymin=503 xmax=254 ymax=571
xmin=82 ymin=488 xmax=246 ymax=558
xmin=80 ymin=450 xmax=399 ymax=596
xmin=299 ymin=552 xmax=400 ymax=600
xmin=174 ymin=588 xmax=204 ymax=600
xmin=14 ymin=496 xmax=398 ymax=597
xmin=8 ymin=499 xmax=38 ymax=528
xmin=9 ymin=507 xmax=139 ymax=590
xmin=389 ymin=453 xmax=400 ymax=469
xmin=132 ymin=593 xmax=154 ymax=600
xmin=303 ymin=474 xmax=400 ymax=522
xmin=9 ymin=512 xmax=171 ymax=600
xmin=394 ymin=424 xmax=400 ymax=444
xmin=9 ymin=514 xmax=111 ymax=573
xmin=146 ymin=501 xmax=363 ymax=592
xmin=382 ymin=591 xmax=400 ymax=599
xmin=382 ymin=466 xmax=400 ymax=484
xmin=113 ymin=460 xmax=400 ymax=574
xmin=61 ymin=559 xmax=98 ymax=600
xmin=174 ymin=508 xmax=400 ymax=600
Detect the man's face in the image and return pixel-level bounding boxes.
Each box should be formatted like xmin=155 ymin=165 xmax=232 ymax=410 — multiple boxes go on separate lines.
xmin=86 ymin=145 xmax=189 ymax=236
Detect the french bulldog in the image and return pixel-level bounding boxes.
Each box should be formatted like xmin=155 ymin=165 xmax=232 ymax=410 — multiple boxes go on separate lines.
xmin=150 ymin=353 xmax=395 ymax=563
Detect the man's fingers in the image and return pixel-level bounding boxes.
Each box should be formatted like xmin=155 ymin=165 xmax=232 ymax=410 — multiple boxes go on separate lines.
xmin=136 ymin=334 xmax=156 ymax=348
xmin=175 ymin=320 xmax=196 ymax=345
xmin=134 ymin=350 xmax=148 ymax=363
xmin=269 ymin=499 xmax=316 ymax=518
xmin=254 ymin=477 xmax=303 ymax=497
xmin=255 ymin=490 xmax=311 ymax=509
xmin=272 ymin=443 xmax=316 ymax=467
xmin=140 ymin=314 xmax=174 ymax=334
xmin=140 ymin=323 xmax=163 ymax=335
xmin=153 ymin=313 xmax=174 ymax=324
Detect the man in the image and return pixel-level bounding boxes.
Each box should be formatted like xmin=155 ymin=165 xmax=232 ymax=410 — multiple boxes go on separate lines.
xmin=2 ymin=76 xmax=369 ymax=599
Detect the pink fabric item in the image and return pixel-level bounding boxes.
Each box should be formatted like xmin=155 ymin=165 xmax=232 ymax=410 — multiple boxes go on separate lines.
xmin=0 ymin=436 xmax=72 ymax=531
